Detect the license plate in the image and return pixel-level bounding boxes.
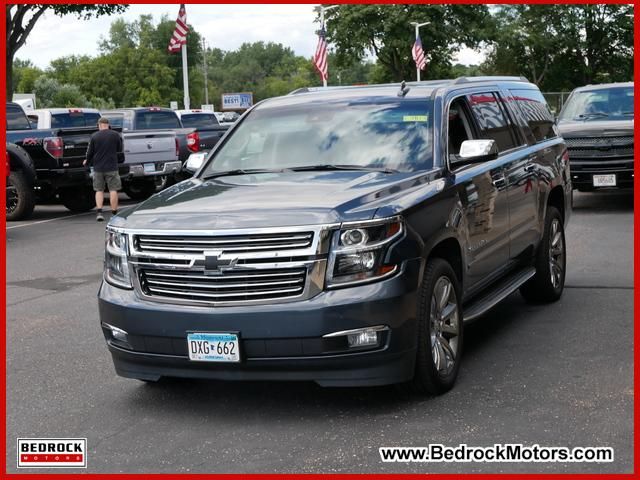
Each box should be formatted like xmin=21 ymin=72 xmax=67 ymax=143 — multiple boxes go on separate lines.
xmin=187 ymin=333 xmax=240 ymax=362
xmin=593 ymin=174 xmax=616 ymax=187
xmin=143 ymin=163 xmax=156 ymax=173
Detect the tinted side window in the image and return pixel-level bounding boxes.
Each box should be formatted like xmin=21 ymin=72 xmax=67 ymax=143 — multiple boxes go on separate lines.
xmin=466 ymin=92 xmax=517 ymax=152
xmin=136 ymin=111 xmax=181 ymax=129
xmin=6 ymin=105 xmax=31 ymax=130
xmin=509 ymin=89 xmax=557 ymax=143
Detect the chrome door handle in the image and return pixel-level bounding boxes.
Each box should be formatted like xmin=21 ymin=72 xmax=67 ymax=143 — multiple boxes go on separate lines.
xmin=524 ymin=164 xmax=536 ymax=173
xmin=492 ymin=176 xmax=506 ymax=188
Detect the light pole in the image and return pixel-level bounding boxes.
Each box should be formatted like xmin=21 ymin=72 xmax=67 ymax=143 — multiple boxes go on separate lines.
xmin=319 ymin=4 xmax=339 ymax=87
xmin=410 ymin=21 xmax=430 ymax=82
xmin=202 ymin=38 xmax=209 ymax=106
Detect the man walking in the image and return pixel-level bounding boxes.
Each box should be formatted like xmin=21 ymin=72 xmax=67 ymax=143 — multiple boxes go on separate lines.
xmin=84 ymin=117 xmax=123 ymax=222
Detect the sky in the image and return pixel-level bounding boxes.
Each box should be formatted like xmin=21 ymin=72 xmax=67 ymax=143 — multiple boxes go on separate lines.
xmin=18 ymin=4 xmax=485 ymax=69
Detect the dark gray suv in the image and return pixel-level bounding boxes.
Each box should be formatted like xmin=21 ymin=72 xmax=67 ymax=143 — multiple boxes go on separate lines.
xmin=99 ymin=76 xmax=571 ymax=394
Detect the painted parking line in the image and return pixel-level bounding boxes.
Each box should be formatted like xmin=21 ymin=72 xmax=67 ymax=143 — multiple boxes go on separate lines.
xmin=6 ymin=210 xmax=97 ymax=230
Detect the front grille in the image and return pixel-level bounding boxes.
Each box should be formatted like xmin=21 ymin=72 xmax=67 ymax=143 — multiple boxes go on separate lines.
xmin=139 ymin=267 xmax=307 ymax=303
xmin=564 ymin=136 xmax=633 ymax=148
xmin=134 ymin=232 xmax=314 ymax=254
xmin=567 ymin=146 xmax=634 ymax=158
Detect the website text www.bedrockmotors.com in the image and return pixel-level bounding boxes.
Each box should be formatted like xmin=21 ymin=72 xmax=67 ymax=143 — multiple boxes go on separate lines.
xmin=379 ymin=444 xmax=614 ymax=463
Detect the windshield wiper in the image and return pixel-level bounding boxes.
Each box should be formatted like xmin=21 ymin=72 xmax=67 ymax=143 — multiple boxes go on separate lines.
xmin=202 ymin=168 xmax=289 ymax=180
xmin=621 ymin=111 xmax=634 ymax=116
xmin=575 ymin=112 xmax=609 ymax=120
xmin=288 ymin=164 xmax=398 ymax=174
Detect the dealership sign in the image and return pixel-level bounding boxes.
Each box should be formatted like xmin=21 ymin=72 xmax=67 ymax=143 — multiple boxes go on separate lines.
xmin=18 ymin=438 xmax=87 ymax=468
xmin=221 ymin=92 xmax=253 ymax=110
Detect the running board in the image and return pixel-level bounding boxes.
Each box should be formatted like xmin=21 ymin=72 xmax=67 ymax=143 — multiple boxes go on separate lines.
xmin=463 ymin=267 xmax=536 ymax=323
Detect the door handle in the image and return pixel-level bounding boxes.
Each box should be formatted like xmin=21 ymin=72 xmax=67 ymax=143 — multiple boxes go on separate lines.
xmin=524 ymin=164 xmax=536 ymax=173
xmin=492 ymin=176 xmax=506 ymax=188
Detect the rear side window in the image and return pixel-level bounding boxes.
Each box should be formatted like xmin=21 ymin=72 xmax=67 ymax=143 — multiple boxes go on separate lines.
xmin=180 ymin=114 xmax=220 ymax=128
xmin=51 ymin=112 xmax=101 ymax=128
xmin=509 ymin=89 xmax=557 ymax=143
xmin=6 ymin=105 xmax=31 ymax=130
xmin=466 ymin=92 xmax=517 ymax=152
xmin=136 ymin=111 xmax=181 ymax=129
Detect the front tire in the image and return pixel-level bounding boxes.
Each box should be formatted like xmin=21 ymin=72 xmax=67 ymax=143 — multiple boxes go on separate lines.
xmin=520 ymin=206 xmax=566 ymax=303
xmin=409 ymin=258 xmax=463 ymax=395
xmin=6 ymin=170 xmax=36 ymax=221
xmin=123 ymin=179 xmax=156 ymax=200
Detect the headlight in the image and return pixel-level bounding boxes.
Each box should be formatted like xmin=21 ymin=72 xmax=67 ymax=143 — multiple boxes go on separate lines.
xmin=104 ymin=227 xmax=132 ymax=289
xmin=327 ymin=216 xmax=403 ymax=287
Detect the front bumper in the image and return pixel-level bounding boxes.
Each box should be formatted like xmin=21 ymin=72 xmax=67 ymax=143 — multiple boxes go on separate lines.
xmin=127 ymin=161 xmax=182 ymax=178
xmin=569 ymin=159 xmax=634 ymax=190
xmin=98 ymin=258 xmax=422 ymax=387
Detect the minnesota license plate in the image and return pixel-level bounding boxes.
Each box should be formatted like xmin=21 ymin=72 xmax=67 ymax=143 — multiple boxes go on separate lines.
xmin=187 ymin=333 xmax=240 ymax=362
xmin=143 ymin=163 xmax=156 ymax=173
xmin=593 ymin=174 xmax=616 ymax=187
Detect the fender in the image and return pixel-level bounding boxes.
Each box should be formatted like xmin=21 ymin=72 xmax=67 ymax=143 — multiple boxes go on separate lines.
xmin=6 ymin=143 xmax=36 ymax=184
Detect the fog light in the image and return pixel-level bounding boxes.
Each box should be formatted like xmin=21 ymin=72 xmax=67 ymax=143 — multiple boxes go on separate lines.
xmin=102 ymin=322 xmax=129 ymax=343
xmin=347 ymin=330 xmax=379 ymax=348
xmin=323 ymin=325 xmax=388 ymax=349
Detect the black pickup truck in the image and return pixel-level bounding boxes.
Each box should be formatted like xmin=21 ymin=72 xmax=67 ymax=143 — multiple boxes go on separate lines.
xmin=174 ymin=109 xmax=230 ymax=152
xmin=99 ymin=77 xmax=571 ymax=394
xmin=6 ymin=102 xmax=98 ymax=219
xmin=557 ymin=82 xmax=634 ymax=191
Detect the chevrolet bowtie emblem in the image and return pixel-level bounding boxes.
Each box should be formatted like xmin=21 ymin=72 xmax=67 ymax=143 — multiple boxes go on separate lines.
xmin=204 ymin=251 xmax=238 ymax=275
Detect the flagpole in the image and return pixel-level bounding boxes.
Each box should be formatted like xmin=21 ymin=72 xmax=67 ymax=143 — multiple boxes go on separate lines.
xmin=320 ymin=5 xmax=339 ymax=88
xmin=182 ymin=43 xmax=190 ymax=109
xmin=410 ymin=21 xmax=430 ymax=82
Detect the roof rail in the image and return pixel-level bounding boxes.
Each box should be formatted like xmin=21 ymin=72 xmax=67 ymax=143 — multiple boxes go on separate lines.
xmin=452 ymin=76 xmax=529 ymax=85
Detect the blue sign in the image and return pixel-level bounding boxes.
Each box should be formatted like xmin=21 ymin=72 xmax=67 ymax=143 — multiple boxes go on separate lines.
xmin=221 ymin=92 xmax=253 ymax=110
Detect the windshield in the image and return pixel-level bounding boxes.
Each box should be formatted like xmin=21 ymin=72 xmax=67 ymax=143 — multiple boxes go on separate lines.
xmin=180 ymin=113 xmax=219 ymax=128
xmin=559 ymin=86 xmax=634 ymax=121
xmin=201 ymin=99 xmax=433 ymax=175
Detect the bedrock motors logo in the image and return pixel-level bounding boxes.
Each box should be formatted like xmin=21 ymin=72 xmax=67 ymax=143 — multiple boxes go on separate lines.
xmin=17 ymin=438 xmax=87 ymax=468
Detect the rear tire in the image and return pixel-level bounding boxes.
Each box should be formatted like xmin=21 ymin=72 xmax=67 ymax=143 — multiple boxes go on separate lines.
xmin=520 ymin=206 xmax=566 ymax=303
xmin=6 ymin=170 xmax=36 ymax=221
xmin=408 ymin=258 xmax=463 ymax=395
xmin=123 ymin=179 xmax=156 ymax=200
xmin=59 ymin=187 xmax=95 ymax=213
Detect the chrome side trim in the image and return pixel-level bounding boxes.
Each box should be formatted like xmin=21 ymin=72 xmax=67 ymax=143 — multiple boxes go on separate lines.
xmin=323 ymin=325 xmax=389 ymax=338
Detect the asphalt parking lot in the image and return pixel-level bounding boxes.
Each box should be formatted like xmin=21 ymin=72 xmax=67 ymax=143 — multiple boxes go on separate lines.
xmin=6 ymin=191 xmax=634 ymax=474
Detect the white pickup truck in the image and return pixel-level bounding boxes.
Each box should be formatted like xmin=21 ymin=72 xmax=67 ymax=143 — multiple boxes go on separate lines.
xmin=29 ymin=108 xmax=181 ymax=200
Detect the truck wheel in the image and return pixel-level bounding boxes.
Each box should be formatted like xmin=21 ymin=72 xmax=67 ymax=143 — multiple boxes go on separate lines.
xmin=6 ymin=170 xmax=36 ymax=221
xmin=123 ymin=180 xmax=156 ymax=200
xmin=520 ymin=206 xmax=566 ymax=303
xmin=59 ymin=187 xmax=95 ymax=213
xmin=408 ymin=258 xmax=463 ymax=395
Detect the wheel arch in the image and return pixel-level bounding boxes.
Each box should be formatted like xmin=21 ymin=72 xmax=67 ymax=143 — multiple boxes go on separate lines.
xmin=6 ymin=143 xmax=36 ymax=184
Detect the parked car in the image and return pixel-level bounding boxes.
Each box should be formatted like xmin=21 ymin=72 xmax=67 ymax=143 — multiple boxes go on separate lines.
xmin=6 ymin=102 xmax=97 ymax=216
xmin=557 ymin=82 xmax=633 ymax=191
xmin=175 ymin=109 xmax=230 ymax=151
xmin=98 ymin=77 xmax=571 ymax=394
xmin=102 ymin=108 xmax=188 ymax=199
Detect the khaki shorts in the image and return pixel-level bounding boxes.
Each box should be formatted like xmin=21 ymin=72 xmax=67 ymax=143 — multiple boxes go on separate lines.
xmin=93 ymin=170 xmax=122 ymax=192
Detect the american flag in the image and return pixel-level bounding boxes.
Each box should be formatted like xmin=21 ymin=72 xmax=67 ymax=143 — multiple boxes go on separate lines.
xmin=412 ymin=35 xmax=427 ymax=71
xmin=313 ymin=24 xmax=328 ymax=82
xmin=168 ymin=4 xmax=189 ymax=53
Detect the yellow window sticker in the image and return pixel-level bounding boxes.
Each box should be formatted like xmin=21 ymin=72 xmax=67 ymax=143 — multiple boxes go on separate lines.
xmin=403 ymin=115 xmax=428 ymax=122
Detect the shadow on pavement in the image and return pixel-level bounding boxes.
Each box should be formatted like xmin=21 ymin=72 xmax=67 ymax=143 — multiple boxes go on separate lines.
xmin=572 ymin=190 xmax=634 ymax=213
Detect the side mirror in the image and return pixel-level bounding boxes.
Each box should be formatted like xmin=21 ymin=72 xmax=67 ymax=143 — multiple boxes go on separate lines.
xmin=453 ymin=139 xmax=499 ymax=165
xmin=184 ymin=152 xmax=207 ymax=173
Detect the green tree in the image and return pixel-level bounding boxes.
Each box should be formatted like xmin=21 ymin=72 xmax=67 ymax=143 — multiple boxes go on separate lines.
xmin=323 ymin=4 xmax=494 ymax=82
xmin=6 ymin=4 xmax=128 ymax=96
xmin=482 ymin=4 xmax=633 ymax=91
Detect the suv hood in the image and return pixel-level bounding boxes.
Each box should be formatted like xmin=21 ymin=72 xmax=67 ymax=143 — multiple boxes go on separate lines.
xmin=115 ymin=170 xmax=444 ymax=230
xmin=557 ymin=119 xmax=634 ymax=138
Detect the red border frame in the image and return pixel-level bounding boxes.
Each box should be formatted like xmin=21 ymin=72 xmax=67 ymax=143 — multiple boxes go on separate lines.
xmin=1 ymin=1 xmax=637 ymax=478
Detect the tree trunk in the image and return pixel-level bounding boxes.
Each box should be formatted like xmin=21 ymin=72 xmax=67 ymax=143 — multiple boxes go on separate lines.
xmin=6 ymin=48 xmax=14 ymax=98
